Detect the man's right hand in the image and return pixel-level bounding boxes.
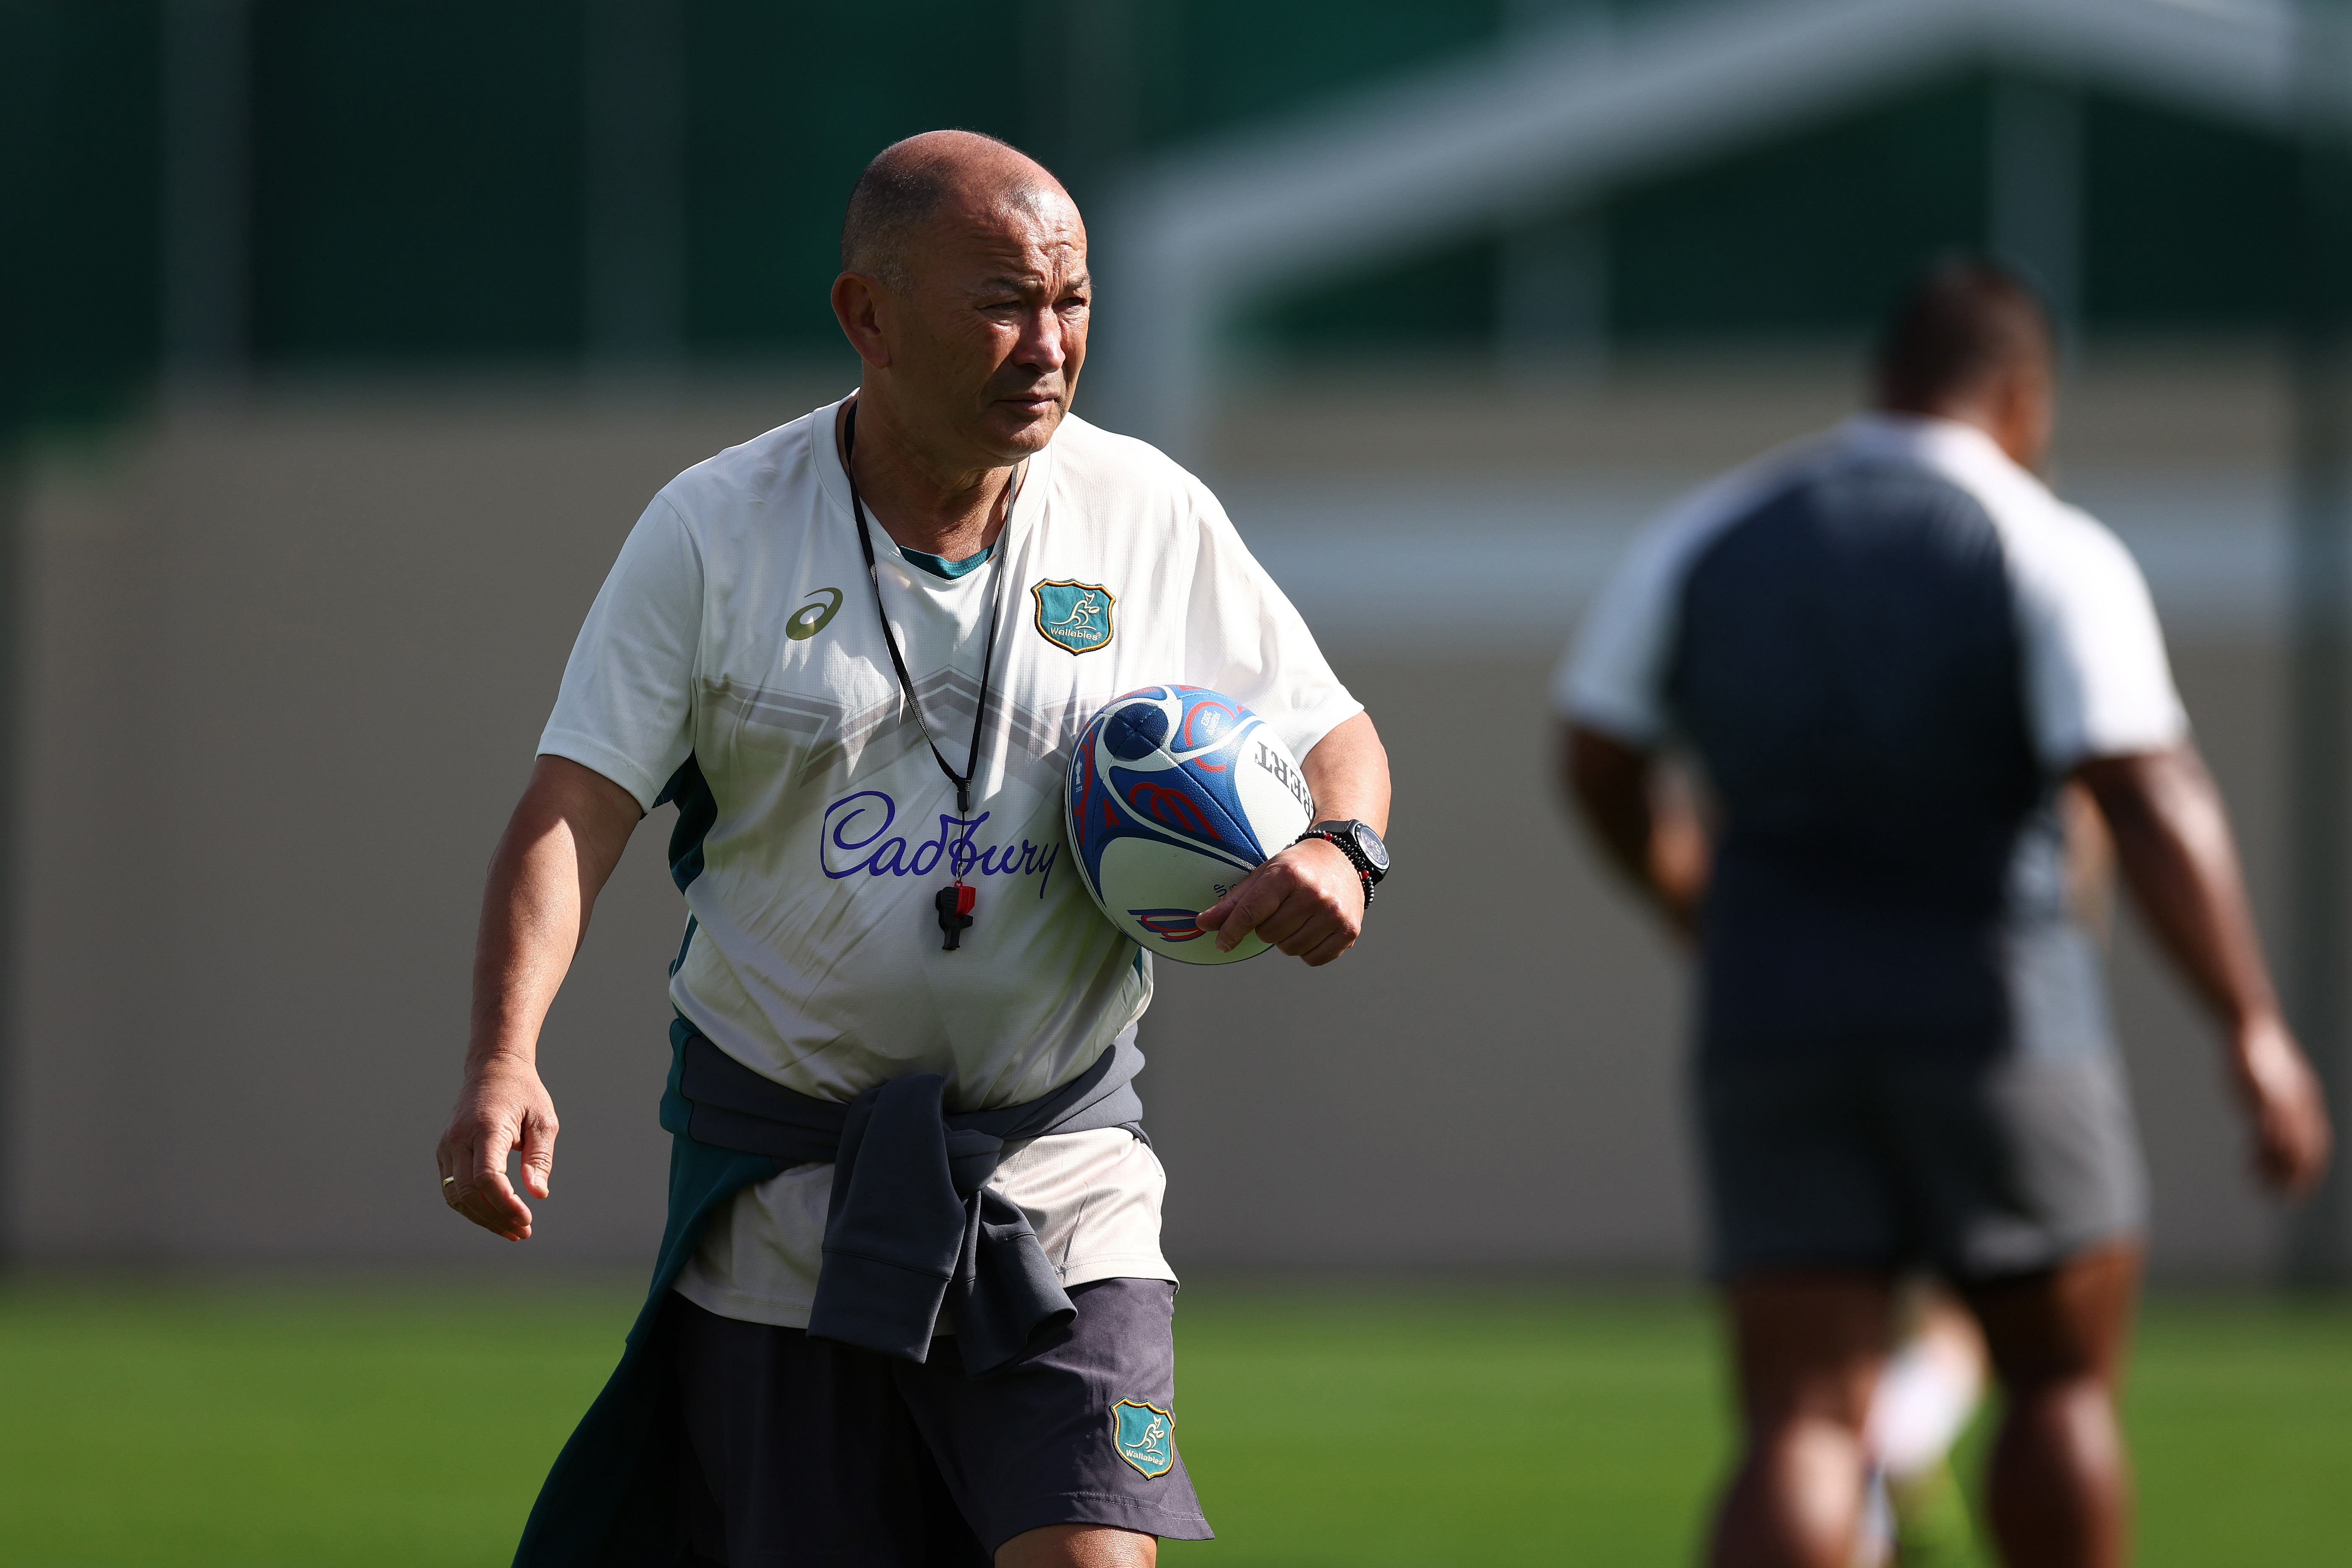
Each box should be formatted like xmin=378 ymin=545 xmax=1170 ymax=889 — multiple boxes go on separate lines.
xmin=437 ymin=756 xmax=641 ymax=1242
xmin=438 ymin=1057 xmax=561 ymax=1240
xmin=2078 ymin=746 xmax=2334 ymax=1201
xmin=2231 ymin=1013 xmax=2333 ymax=1196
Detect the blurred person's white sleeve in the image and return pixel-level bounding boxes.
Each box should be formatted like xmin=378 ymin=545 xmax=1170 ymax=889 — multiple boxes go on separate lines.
xmin=537 ymin=492 xmax=703 ymax=810
xmin=1182 ymin=489 xmax=1362 ymax=761
xmin=1553 ymin=526 xmax=1683 ymax=747
xmin=2005 ymin=506 xmax=2189 ymax=768
xmin=1551 ymin=450 xmax=1810 ymax=744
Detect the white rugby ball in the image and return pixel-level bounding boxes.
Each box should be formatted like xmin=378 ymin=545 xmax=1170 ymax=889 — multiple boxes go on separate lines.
xmin=1065 ymin=685 xmax=1315 ymax=965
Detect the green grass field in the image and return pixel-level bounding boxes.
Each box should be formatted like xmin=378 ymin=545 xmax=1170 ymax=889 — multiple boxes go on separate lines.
xmin=0 ymin=1277 xmax=2344 ymax=1566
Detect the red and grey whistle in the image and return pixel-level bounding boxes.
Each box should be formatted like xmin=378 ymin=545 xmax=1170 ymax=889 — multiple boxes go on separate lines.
xmin=935 ymin=883 xmax=977 ymax=950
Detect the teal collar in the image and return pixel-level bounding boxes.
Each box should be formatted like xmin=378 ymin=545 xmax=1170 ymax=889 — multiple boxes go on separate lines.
xmin=899 ymin=541 xmax=996 ymax=580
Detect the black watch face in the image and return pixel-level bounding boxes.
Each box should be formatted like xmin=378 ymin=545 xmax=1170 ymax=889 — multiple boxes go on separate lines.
xmin=1349 ymin=822 xmax=1391 ymax=875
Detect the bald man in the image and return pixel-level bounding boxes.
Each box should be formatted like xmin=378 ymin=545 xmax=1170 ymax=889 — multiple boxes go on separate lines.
xmin=438 ymin=132 xmax=1391 ymax=1567
xmin=1558 ymin=259 xmax=2328 ymax=1568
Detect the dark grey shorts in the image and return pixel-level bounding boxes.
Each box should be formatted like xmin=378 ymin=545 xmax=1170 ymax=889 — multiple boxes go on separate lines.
xmin=1698 ymin=1044 xmax=2148 ymax=1282
xmin=672 ymin=1277 xmax=1211 ymax=1565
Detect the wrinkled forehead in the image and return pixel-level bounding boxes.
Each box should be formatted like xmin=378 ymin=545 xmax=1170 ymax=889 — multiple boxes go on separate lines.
xmin=922 ymin=186 xmax=1087 ymax=286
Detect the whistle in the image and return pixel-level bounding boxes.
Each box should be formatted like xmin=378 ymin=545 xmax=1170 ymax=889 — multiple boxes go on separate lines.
xmin=935 ymin=883 xmax=977 ymax=950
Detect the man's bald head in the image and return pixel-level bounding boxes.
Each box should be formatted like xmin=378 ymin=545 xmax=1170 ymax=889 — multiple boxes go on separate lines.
xmin=841 ymin=130 xmax=1074 ymax=295
xmin=830 ymin=129 xmax=1090 ymax=472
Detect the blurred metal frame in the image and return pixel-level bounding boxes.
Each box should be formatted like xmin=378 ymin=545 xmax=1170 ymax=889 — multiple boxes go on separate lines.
xmin=582 ymin=0 xmax=688 ymax=383
xmin=2286 ymin=0 xmax=2352 ymax=1287
xmin=0 ymin=459 xmax=16 ymax=1268
xmin=1988 ymin=74 xmax=2084 ymax=351
xmin=161 ymin=0 xmax=252 ymax=387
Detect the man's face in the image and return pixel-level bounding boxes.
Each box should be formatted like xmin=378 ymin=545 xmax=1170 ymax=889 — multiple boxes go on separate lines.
xmin=881 ymin=193 xmax=1089 ymax=466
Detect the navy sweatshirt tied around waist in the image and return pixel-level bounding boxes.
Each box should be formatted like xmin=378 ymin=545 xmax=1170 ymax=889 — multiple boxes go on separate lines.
xmin=511 ymin=1017 xmax=1147 ymax=1568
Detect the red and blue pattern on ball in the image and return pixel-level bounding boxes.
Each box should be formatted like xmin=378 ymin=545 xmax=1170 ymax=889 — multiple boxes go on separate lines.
xmin=1068 ymin=685 xmax=1271 ymax=895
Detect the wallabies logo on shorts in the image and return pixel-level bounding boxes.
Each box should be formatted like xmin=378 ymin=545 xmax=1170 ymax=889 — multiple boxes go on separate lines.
xmin=1111 ymin=1399 xmax=1175 ymax=1477
xmin=1033 ymin=580 xmax=1115 ymax=654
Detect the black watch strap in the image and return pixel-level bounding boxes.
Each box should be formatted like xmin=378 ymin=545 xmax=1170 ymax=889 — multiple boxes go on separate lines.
xmin=1296 ymin=828 xmax=1377 ymax=905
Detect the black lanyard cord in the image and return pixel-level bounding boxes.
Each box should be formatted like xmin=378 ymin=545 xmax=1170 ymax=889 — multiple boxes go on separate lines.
xmin=842 ymin=401 xmax=1015 ymax=823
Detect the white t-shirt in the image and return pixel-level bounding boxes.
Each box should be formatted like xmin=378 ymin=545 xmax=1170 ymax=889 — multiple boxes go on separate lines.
xmin=540 ymin=396 xmax=1360 ymax=1327
xmin=1556 ymin=414 xmax=2187 ymax=768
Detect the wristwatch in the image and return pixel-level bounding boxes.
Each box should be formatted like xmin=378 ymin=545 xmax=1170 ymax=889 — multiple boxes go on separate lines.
xmin=1297 ymin=819 xmax=1391 ymax=903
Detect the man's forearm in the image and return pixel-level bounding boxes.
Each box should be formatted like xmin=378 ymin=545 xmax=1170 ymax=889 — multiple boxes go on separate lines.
xmin=466 ymin=756 xmax=644 ymax=1076
xmin=2078 ymin=744 xmax=2333 ymax=1193
xmin=1563 ymin=722 xmax=1657 ymax=894
xmin=1563 ymin=723 xmax=1708 ymax=935
xmin=1300 ymin=711 xmax=1390 ymax=832
xmin=2076 ymin=746 xmax=2278 ymax=1029
xmin=466 ymin=820 xmax=597 ymax=1075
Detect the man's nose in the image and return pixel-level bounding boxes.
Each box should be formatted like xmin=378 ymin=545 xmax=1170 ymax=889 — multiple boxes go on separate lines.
xmin=1014 ymin=307 xmax=1067 ymax=372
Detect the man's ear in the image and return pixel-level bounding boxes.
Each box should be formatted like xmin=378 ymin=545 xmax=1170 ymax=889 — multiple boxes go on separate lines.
xmin=831 ymin=273 xmax=894 ymax=370
xmin=1990 ymin=358 xmax=2055 ymax=472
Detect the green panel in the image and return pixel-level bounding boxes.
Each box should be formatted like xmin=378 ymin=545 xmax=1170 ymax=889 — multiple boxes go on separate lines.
xmin=1146 ymin=0 xmax=1503 ymax=145
xmin=676 ymin=0 xmax=1511 ymax=356
xmin=249 ymin=0 xmax=581 ymax=362
xmin=1238 ymin=70 xmax=2310 ymax=352
xmin=5 ymin=1 xmax=2329 ymax=422
xmin=1612 ymin=76 xmax=1988 ymax=340
xmin=1242 ymin=236 xmax=1501 ymax=350
xmin=2081 ymin=96 xmax=2297 ymax=328
xmin=0 ymin=0 xmax=161 ymax=434
xmin=1241 ymin=76 xmax=1987 ymax=354
xmin=683 ymin=0 xmax=1034 ymax=355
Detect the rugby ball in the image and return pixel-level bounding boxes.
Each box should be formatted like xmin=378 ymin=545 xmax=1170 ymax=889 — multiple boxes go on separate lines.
xmin=1066 ymin=685 xmax=1316 ymax=965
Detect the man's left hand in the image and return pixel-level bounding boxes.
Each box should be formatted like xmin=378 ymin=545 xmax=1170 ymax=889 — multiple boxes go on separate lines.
xmin=1198 ymin=837 xmax=1367 ymax=966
